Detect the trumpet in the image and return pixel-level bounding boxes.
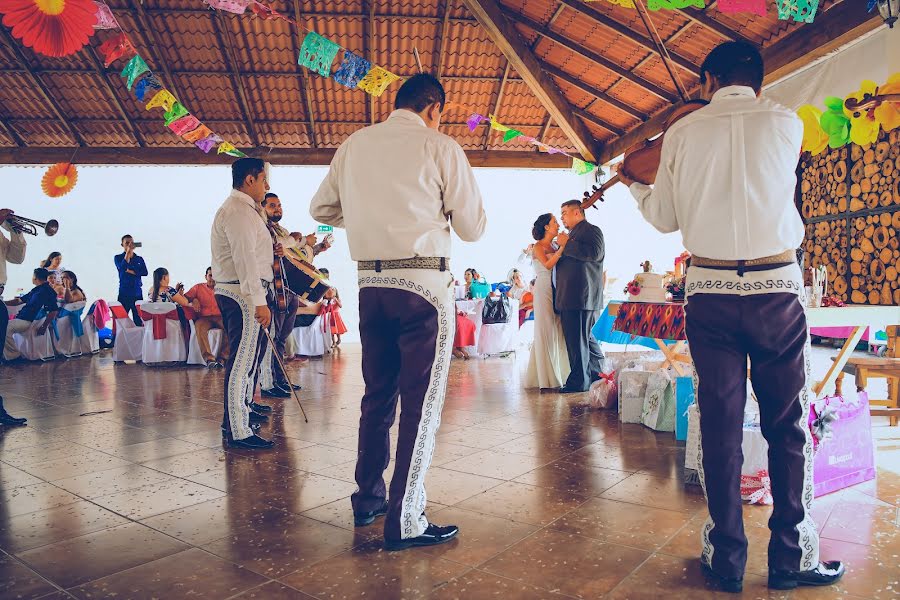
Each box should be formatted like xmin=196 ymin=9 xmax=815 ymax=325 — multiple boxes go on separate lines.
xmin=4 ymin=215 xmax=59 ymax=236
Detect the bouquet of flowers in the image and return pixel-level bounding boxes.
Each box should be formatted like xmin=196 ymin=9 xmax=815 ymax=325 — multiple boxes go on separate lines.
xmin=666 ymin=276 xmax=686 ymax=302
xmin=624 ymin=279 xmax=641 ymax=297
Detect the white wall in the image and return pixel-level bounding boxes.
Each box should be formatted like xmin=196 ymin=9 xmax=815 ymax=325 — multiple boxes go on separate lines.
xmin=1 ymin=164 xmax=685 ymax=342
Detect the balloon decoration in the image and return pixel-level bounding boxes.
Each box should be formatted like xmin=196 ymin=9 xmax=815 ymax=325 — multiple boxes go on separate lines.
xmin=0 ymin=0 xmax=98 ymax=57
xmin=41 ymin=162 xmax=78 ymax=197
xmin=797 ymin=105 xmax=828 ymax=156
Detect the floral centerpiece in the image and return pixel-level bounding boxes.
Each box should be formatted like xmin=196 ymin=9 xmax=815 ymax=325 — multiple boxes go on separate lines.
xmin=624 ymin=279 xmax=641 ymax=297
xmin=667 ymin=276 xmax=686 ymax=302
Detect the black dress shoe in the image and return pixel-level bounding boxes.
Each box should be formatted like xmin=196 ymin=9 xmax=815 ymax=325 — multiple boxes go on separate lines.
xmin=221 ymin=422 xmax=261 ymax=435
xmin=227 ymin=434 xmax=275 ymax=449
xmin=769 ymin=561 xmax=845 ymax=590
xmin=248 ymin=411 xmax=268 ymax=423
xmin=276 ymin=382 xmax=301 ymax=392
xmin=261 ymin=387 xmax=289 ymax=398
xmin=0 ymin=412 xmax=27 ymax=426
xmin=250 ymin=401 xmax=273 ymax=413
xmin=384 ymin=523 xmax=459 ymax=551
xmin=557 ymin=385 xmax=588 ymax=394
xmin=701 ymin=561 xmax=743 ymax=593
xmin=354 ymin=501 xmax=388 ymax=527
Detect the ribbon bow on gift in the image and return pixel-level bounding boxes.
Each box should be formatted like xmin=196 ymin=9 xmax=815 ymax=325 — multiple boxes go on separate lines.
xmin=598 ymin=370 xmax=616 ymax=384
xmin=740 ymin=470 xmax=773 ymax=505
xmin=810 ymin=403 xmax=840 ymax=450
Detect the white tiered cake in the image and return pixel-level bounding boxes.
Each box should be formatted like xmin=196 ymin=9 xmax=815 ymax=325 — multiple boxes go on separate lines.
xmin=628 ymin=262 xmax=667 ymax=303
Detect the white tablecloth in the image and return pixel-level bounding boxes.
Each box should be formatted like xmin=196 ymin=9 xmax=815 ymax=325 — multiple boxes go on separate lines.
xmin=456 ymin=298 xmax=519 ymax=355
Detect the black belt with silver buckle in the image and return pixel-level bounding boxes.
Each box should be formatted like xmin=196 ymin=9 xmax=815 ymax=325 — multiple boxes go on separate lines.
xmin=359 ymin=257 xmax=449 ymax=272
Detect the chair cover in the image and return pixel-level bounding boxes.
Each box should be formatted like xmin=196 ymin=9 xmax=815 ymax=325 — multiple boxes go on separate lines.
xmin=81 ymin=301 xmax=101 ymax=354
xmin=52 ymin=301 xmax=87 ymax=357
xmin=187 ymin=320 xmax=224 ymax=366
xmin=110 ymin=301 xmax=144 ymax=362
xmin=13 ymin=311 xmax=56 ymax=361
xmin=291 ymin=314 xmax=331 ymax=357
xmin=139 ymin=302 xmax=186 ymax=364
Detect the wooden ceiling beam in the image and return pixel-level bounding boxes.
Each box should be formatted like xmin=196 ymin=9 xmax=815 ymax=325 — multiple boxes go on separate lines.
xmin=112 ymin=7 xmax=477 ymax=23
xmin=572 ymin=108 xmax=624 ymax=136
xmin=6 ymin=116 xmax=553 ymax=129
xmin=676 ymin=6 xmax=754 ymax=45
xmin=434 ymin=0 xmax=451 ymax=77
xmin=128 ymin=0 xmax=186 ymax=101
xmin=0 ymin=147 xmax=575 ymax=169
xmin=0 ymin=116 xmax=24 ymax=147
xmin=502 ymin=9 xmax=678 ymax=102
xmin=543 ymin=64 xmax=647 ymax=121
xmin=537 ymin=114 xmax=553 ymax=145
xmin=210 ymin=11 xmax=261 ymax=147
xmin=461 ymin=0 xmax=599 ymax=162
xmin=558 ymin=0 xmax=700 ymax=77
xmin=482 ymin=61 xmax=511 ymax=150
xmin=290 ymin=0 xmax=319 ymax=148
xmin=83 ymin=44 xmax=144 ymax=147
xmin=0 ymin=26 xmax=83 ymax=146
xmin=16 ymin=68 xmax=509 ymax=83
xmin=596 ymin=1 xmax=883 ymax=165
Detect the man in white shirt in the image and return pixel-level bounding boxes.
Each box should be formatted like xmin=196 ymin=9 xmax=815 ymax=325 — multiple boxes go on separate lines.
xmin=211 ymin=158 xmax=276 ymax=450
xmin=310 ymin=74 xmax=486 ymax=551
xmin=0 ymin=208 xmax=27 ymax=426
xmin=620 ymin=42 xmax=843 ymax=593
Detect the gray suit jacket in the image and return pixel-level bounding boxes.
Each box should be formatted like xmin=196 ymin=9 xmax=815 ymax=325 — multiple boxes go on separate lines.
xmin=553 ymin=219 xmax=605 ymax=312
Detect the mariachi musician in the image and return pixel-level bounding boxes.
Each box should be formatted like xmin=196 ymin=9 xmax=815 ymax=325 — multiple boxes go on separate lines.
xmin=257 ymin=193 xmax=330 ymax=397
xmin=210 ymin=158 xmax=275 ymax=450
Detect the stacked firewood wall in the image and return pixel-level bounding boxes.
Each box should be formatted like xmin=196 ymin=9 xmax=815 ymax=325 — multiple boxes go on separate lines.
xmin=798 ymin=128 xmax=900 ymax=305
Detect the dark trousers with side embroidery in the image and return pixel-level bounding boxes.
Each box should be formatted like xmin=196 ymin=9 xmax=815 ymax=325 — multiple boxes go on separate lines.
xmin=351 ymin=274 xmax=452 ymax=542
xmin=685 ymin=292 xmax=819 ymax=580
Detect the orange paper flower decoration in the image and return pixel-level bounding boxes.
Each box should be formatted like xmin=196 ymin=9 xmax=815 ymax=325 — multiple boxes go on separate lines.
xmin=41 ymin=162 xmax=78 ymax=197
xmin=0 ymin=0 xmax=98 ymax=57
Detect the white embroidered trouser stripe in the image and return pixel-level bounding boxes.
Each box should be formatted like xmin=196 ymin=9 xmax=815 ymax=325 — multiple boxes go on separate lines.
xmin=216 ymin=283 xmax=259 ymax=441
xmin=358 ymin=268 xmax=453 ymax=539
xmin=796 ymin=299 xmax=820 ymax=570
xmin=259 ymin=324 xmax=275 ymax=391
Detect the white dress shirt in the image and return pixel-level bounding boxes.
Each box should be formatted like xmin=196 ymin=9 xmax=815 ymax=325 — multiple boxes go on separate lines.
xmin=310 ymin=109 xmax=487 ymax=261
xmin=629 ymin=86 xmax=805 ymax=261
xmin=211 ymin=189 xmax=274 ymax=306
xmin=0 ymin=221 xmax=26 ymax=292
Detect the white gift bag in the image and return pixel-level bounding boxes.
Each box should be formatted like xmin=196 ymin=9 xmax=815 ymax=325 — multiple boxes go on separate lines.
xmin=641 ymin=369 xmax=676 ymax=432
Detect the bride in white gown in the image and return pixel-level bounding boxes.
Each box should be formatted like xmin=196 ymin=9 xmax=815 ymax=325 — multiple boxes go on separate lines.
xmin=525 ymin=213 xmax=570 ymax=390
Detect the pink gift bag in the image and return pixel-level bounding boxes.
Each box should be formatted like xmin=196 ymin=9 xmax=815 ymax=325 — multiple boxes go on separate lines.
xmin=808 ymin=392 xmax=875 ymax=497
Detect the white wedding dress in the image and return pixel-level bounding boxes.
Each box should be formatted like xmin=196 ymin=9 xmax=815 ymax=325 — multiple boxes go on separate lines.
xmin=525 ymin=257 xmax=570 ymax=389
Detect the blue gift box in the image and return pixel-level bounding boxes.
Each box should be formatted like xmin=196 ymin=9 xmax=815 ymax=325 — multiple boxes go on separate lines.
xmin=675 ymin=376 xmax=694 ymax=441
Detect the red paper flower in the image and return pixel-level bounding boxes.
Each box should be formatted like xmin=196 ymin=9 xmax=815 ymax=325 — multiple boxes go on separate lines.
xmin=41 ymin=162 xmax=77 ymax=197
xmin=0 ymin=0 xmax=98 ymax=57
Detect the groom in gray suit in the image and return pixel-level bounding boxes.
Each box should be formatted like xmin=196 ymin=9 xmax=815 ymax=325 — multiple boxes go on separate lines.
xmin=554 ymin=200 xmax=605 ymax=393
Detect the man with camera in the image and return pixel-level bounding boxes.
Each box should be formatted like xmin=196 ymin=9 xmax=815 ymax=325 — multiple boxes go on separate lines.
xmin=114 ymin=235 xmax=148 ymax=326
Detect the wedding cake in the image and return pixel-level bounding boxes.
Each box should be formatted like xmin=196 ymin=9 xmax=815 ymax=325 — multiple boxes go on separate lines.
xmin=626 ymin=261 xmax=667 ymax=303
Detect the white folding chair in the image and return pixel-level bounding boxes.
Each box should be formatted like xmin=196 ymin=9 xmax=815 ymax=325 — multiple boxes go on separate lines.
xmin=80 ymin=301 xmax=102 ymax=354
xmin=477 ymin=298 xmax=519 ymax=356
xmin=52 ymin=300 xmax=88 ymax=357
xmin=139 ymin=302 xmax=187 ymax=365
xmin=110 ymin=301 xmax=144 ymax=362
xmin=187 ymin=320 xmax=224 ymax=366
xmin=13 ymin=312 xmax=56 ymax=361
xmin=291 ymin=314 xmax=330 ymax=358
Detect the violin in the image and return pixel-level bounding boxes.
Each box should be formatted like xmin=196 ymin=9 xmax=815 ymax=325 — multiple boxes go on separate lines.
xmin=581 ymin=99 xmax=709 ymax=210
xmin=843 ymin=92 xmax=900 ymax=116
xmin=266 ymin=223 xmax=288 ymax=312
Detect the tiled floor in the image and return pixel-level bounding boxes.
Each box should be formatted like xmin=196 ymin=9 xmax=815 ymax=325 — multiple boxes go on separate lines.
xmin=0 ymin=344 xmax=897 ymax=599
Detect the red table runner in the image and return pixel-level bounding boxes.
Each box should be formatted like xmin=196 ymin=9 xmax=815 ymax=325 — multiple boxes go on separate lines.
xmin=612 ymin=301 xmax=686 ymax=342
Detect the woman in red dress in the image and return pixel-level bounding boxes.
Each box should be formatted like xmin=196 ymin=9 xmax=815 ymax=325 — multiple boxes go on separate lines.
xmin=453 ymin=311 xmax=476 ymax=359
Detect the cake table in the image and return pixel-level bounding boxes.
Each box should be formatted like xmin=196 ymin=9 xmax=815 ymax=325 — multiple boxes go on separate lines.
xmin=609 ymin=300 xmax=691 ymax=375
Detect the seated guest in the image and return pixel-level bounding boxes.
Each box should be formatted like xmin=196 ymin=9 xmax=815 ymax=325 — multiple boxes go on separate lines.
xmin=185 ymin=267 xmax=229 ymax=368
xmin=60 ymin=271 xmax=86 ymax=304
xmin=519 ymin=279 xmax=535 ymax=327
xmin=149 ymin=268 xmax=189 ymax=306
xmin=506 ymin=268 xmax=527 ymax=301
xmin=40 ymin=251 xmax=65 ymax=295
xmin=464 ymin=268 xmax=491 ymax=299
xmin=3 ymin=268 xmax=59 ymax=360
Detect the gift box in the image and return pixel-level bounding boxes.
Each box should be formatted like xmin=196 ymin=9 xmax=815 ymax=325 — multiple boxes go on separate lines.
xmin=641 ymin=369 xmax=676 ymax=432
xmin=685 ymin=403 xmax=771 ymax=505
xmin=618 ymin=369 xmax=651 ymax=424
xmin=809 ymin=392 xmax=875 ymax=497
xmin=589 ymin=372 xmax=617 ymax=409
xmin=675 ymin=376 xmax=694 ymax=441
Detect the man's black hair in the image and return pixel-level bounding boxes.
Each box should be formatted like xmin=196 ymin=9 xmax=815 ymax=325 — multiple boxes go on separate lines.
xmin=700 ymin=41 xmax=764 ymax=94
xmin=263 ymin=192 xmax=279 ymax=206
xmin=232 ymin=158 xmax=266 ymax=189
xmin=33 ymin=268 xmax=50 ymax=282
xmin=121 ymin=234 xmax=132 ymax=243
xmin=395 ymin=74 xmax=446 ymax=113
xmin=561 ymin=199 xmax=585 ymax=215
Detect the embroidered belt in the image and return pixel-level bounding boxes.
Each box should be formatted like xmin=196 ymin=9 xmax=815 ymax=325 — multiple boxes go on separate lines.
xmin=358 ymin=257 xmax=449 ymax=272
xmin=692 ymin=250 xmax=796 ymax=276
xmin=219 ymin=279 xmax=271 ymax=289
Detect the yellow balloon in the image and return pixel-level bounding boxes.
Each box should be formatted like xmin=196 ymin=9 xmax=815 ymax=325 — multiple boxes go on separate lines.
xmin=844 ymin=80 xmax=880 ymax=146
xmin=874 ymin=73 xmax=900 ymax=132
